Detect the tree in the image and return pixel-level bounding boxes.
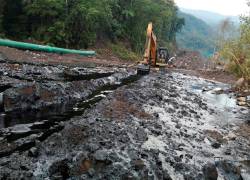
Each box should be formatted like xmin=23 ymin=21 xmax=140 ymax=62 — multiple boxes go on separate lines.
xmin=24 ymin=0 xmax=65 ymax=43
xmin=219 ymin=2 xmax=250 ymax=82
xmin=0 ymin=0 xmax=184 ymax=52
xmin=0 ymin=0 xmax=5 ymax=37
xmin=2 ymin=0 xmax=28 ymax=38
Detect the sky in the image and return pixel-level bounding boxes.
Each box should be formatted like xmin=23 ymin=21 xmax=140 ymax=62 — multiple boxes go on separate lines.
xmin=175 ymin=0 xmax=249 ymax=16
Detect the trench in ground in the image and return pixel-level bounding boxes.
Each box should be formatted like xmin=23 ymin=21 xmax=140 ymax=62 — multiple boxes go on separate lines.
xmin=0 ymin=74 xmax=141 ymax=157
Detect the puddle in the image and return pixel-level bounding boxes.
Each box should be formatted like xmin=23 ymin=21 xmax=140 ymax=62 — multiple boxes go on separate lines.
xmin=175 ymin=73 xmax=237 ymax=108
xmin=202 ymin=93 xmax=236 ymax=109
xmin=189 ymin=79 xmax=237 ymax=109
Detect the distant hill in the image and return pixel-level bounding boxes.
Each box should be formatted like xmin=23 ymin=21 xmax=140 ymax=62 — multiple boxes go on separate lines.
xmin=177 ymin=11 xmax=215 ymax=57
xmin=180 ymin=8 xmax=240 ymax=26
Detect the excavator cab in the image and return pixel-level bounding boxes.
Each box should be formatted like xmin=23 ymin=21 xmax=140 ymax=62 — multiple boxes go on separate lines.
xmin=157 ymin=47 xmax=170 ymax=64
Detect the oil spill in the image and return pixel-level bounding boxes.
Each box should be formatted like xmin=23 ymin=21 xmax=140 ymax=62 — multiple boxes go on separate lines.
xmin=0 ymin=74 xmax=141 ymax=158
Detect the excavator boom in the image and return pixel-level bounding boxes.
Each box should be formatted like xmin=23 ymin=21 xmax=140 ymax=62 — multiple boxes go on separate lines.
xmin=143 ymin=23 xmax=157 ymax=66
xmin=137 ymin=22 xmax=157 ymax=75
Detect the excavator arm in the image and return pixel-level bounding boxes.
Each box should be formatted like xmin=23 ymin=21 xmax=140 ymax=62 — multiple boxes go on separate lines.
xmin=137 ymin=22 xmax=157 ymax=75
xmin=143 ymin=22 xmax=157 ymax=66
xmin=137 ymin=22 xmax=171 ymax=75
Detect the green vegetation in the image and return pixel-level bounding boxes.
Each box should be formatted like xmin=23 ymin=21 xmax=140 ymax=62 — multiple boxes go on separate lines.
xmin=0 ymin=0 xmax=184 ymax=54
xmin=109 ymin=43 xmax=140 ymax=62
xmin=0 ymin=0 xmax=5 ymax=37
xmin=177 ymin=11 xmax=215 ymax=57
xmin=219 ymin=9 xmax=250 ymax=83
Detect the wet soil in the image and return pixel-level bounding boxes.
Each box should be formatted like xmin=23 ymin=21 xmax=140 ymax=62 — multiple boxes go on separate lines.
xmin=173 ymin=69 xmax=237 ymax=86
xmin=0 ymin=46 xmax=131 ymax=67
xmin=173 ymin=51 xmax=237 ymax=85
xmin=0 ymin=52 xmax=141 ymax=160
xmin=0 ymin=68 xmax=249 ymax=179
xmin=0 ymin=48 xmax=249 ymax=179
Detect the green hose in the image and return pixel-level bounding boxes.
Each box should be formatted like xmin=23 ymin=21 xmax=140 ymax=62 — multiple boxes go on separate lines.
xmin=0 ymin=39 xmax=96 ymax=56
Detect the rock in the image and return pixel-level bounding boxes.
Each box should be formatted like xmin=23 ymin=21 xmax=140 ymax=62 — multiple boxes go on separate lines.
xmin=163 ymin=170 xmax=172 ymax=180
xmin=94 ymin=149 xmax=109 ymax=161
xmin=202 ymin=87 xmax=209 ymax=92
xmin=175 ymin=123 xmax=181 ymax=129
xmin=238 ymin=101 xmax=247 ymax=106
xmin=216 ymin=160 xmax=242 ymax=180
xmin=87 ymin=168 xmax=95 ymax=177
xmin=48 ymin=160 xmax=69 ymax=179
xmin=243 ymin=89 xmax=250 ymax=92
xmin=87 ymin=143 xmax=100 ymax=152
xmin=224 ymin=149 xmax=231 ymax=155
xmin=153 ymin=113 xmax=159 ymax=118
xmin=28 ymin=147 xmax=39 ymax=157
xmin=3 ymin=83 xmax=37 ymax=112
xmin=211 ymin=142 xmax=221 ymax=149
xmin=80 ymin=160 xmax=93 ymax=173
xmin=237 ymin=97 xmax=246 ymax=102
xmin=224 ymin=132 xmax=237 ymax=141
xmin=235 ymin=78 xmax=245 ymax=88
xmin=202 ymin=162 xmax=218 ymax=180
xmin=132 ymin=159 xmax=145 ymax=171
xmin=241 ymin=172 xmax=250 ymax=180
xmin=151 ymin=128 xmax=162 ymax=136
xmin=135 ymin=127 xmax=148 ymax=141
xmin=10 ymin=124 xmax=31 ymax=134
xmin=211 ymin=88 xmax=223 ymax=94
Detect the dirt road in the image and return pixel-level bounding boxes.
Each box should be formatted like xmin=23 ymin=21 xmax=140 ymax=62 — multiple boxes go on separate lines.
xmin=0 ymin=48 xmax=249 ymax=179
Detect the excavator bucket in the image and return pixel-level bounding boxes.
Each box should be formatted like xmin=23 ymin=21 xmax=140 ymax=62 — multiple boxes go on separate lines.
xmin=137 ymin=64 xmax=150 ymax=75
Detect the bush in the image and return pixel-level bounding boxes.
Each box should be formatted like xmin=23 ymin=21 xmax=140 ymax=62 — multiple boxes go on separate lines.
xmin=109 ymin=43 xmax=140 ymax=62
xmin=219 ymin=15 xmax=250 ymax=83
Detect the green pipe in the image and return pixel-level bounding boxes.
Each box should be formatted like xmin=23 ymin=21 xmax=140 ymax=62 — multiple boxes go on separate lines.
xmin=0 ymin=39 xmax=96 ymax=56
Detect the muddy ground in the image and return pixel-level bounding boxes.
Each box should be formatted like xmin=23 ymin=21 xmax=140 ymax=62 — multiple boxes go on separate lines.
xmin=0 ymin=46 xmax=130 ymax=67
xmin=0 ymin=48 xmax=249 ymax=179
xmin=174 ymin=51 xmax=237 ymax=85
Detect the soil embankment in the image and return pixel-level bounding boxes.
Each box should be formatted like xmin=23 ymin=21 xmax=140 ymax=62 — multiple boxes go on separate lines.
xmin=174 ymin=51 xmax=237 ymax=85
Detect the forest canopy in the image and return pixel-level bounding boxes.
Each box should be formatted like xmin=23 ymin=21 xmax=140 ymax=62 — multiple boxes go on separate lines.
xmin=0 ymin=0 xmax=184 ymax=52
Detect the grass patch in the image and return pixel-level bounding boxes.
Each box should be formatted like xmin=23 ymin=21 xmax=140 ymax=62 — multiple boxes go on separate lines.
xmin=109 ymin=43 xmax=140 ymax=62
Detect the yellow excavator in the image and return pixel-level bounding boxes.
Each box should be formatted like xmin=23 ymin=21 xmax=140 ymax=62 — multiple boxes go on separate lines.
xmin=137 ymin=22 xmax=170 ymax=75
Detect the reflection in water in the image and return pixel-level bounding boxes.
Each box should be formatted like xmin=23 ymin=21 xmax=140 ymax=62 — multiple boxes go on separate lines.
xmin=203 ymin=92 xmax=236 ymax=108
xmin=191 ymin=83 xmax=237 ymax=109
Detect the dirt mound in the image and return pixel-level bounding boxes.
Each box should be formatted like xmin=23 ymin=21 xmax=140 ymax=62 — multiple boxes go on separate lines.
xmin=174 ymin=50 xmax=208 ymax=70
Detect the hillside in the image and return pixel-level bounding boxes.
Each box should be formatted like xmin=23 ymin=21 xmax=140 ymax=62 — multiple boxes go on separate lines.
xmin=180 ymin=8 xmax=240 ymax=26
xmin=0 ymin=0 xmax=184 ymax=54
xmin=177 ymin=11 xmax=215 ymax=57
